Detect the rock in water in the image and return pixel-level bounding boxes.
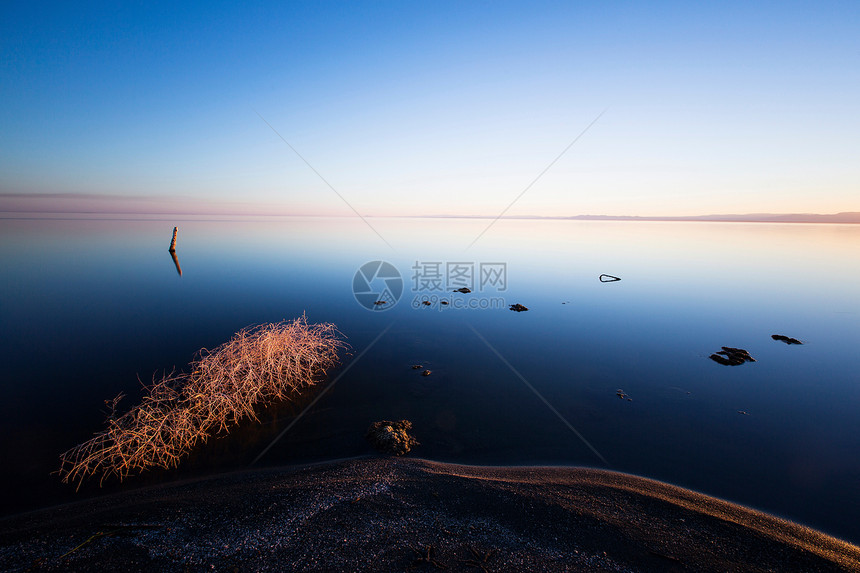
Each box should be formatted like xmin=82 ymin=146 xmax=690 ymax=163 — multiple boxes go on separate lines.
xmin=772 ymin=334 xmax=803 ymax=345
xmin=509 ymin=303 xmax=529 ymax=312
xmin=365 ymin=420 xmax=419 ymax=456
xmin=710 ymin=347 xmax=756 ymax=366
xmin=721 ymin=347 xmax=756 ymax=362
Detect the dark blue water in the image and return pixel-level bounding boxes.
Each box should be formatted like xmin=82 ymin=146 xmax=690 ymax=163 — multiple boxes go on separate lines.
xmin=1 ymin=216 xmax=859 ymax=543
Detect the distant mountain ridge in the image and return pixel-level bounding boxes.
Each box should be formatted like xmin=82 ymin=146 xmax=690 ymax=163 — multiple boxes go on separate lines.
xmin=1 ymin=194 xmax=858 ymax=223
xmin=413 ymin=212 xmax=860 ymax=223
xmin=559 ymin=212 xmax=860 ymax=223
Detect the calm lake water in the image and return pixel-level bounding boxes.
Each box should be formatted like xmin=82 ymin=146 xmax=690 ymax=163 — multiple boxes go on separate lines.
xmin=1 ymin=216 xmax=859 ymax=543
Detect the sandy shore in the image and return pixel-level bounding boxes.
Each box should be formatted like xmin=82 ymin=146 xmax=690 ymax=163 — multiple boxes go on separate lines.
xmin=1 ymin=457 xmax=857 ymax=572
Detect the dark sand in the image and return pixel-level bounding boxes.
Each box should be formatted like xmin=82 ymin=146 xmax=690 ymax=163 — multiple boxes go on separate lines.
xmin=1 ymin=457 xmax=857 ymax=572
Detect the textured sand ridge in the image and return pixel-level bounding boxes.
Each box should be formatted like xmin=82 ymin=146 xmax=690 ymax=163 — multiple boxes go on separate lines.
xmin=1 ymin=457 xmax=857 ymax=572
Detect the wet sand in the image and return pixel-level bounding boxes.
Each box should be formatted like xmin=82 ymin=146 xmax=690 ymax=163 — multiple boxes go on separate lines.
xmin=1 ymin=457 xmax=858 ymax=572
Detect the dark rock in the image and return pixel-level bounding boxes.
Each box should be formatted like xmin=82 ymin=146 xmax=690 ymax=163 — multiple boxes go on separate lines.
xmin=710 ymin=347 xmax=755 ymax=366
xmin=422 ymin=301 xmax=431 ymax=306
xmin=440 ymin=301 xmax=449 ymax=306
xmin=365 ymin=420 xmax=419 ymax=456
xmin=421 ymin=370 xmax=432 ymax=377
xmin=509 ymin=303 xmax=529 ymax=312
xmin=373 ymin=301 xmax=387 ymax=305
xmin=721 ymin=347 xmax=756 ymax=362
xmin=453 ymin=287 xmax=471 ymax=293
xmin=411 ymin=365 xmax=423 ymax=370
xmin=772 ymin=334 xmax=803 ymax=345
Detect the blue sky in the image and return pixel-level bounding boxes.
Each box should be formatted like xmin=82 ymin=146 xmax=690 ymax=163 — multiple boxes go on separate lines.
xmin=2 ymin=1 xmax=858 ymax=216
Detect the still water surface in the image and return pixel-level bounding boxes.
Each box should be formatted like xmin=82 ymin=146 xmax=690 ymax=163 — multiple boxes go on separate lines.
xmin=1 ymin=216 xmax=858 ymax=542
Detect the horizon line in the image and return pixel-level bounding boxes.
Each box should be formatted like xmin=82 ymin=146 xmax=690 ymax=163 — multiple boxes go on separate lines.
xmin=2 ymin=193 xmax=858 ymax=223
xmin=2 ymin=210 xmax=859 ymax=224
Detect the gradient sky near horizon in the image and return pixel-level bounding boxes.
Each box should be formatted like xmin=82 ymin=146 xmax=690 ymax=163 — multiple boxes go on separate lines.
xmin=2 ymin=1 xmax=858 ymax=217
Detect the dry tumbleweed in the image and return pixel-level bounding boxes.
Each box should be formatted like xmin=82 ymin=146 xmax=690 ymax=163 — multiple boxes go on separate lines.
xmin=58 ymin=316 xmax=346 ymax=488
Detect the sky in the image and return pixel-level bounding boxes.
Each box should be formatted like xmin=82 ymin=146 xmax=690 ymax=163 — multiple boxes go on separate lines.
xmin=1 ymin=1 xmax=859 ymax=217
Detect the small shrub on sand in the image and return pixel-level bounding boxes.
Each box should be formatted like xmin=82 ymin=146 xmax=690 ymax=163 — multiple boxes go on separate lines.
xmin=58 ymin=316 xmax=347 ymax=489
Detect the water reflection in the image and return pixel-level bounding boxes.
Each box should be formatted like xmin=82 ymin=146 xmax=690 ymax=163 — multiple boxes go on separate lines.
xmin=169 ymin=249 xmax=182 ymax=276
xmin=0 ymin=216 xmax=859 ymax=542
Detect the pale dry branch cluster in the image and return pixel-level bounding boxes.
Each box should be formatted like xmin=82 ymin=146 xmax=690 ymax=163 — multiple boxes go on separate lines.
xmin=58 ymin=317 xmax=346 ymax=489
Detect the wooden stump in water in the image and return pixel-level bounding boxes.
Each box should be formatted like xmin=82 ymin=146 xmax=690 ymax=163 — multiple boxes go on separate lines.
xmin=168 ymin=226 xmax=178 ymax=252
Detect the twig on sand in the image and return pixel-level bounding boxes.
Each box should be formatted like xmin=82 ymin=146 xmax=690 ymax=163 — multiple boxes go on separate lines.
xmin=59 ymin=531 xmax=115 ymax=559
xmin=463 ymin=545 xmax=496 ymax=572
xmin=59 ymin=524 xmax=165 ymax=560
xmin=408 ymin=544 xmax=447 ymax=570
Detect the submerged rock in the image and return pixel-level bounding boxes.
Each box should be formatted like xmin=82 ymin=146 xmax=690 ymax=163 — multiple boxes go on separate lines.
xmin=365 ymin=420 xmax=419 ymax=456
xmin=722 ymin=347 xmax=755 ymax=362
xmin=509 ymin=303 xmax=529 ymax=312
xmin=772 ymin=334 xmax=803 ymax=345
xmin=411 ymin=365 xmax=424 ymax=370
xmin=709 ymin=347 xmax=756 ymax=366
